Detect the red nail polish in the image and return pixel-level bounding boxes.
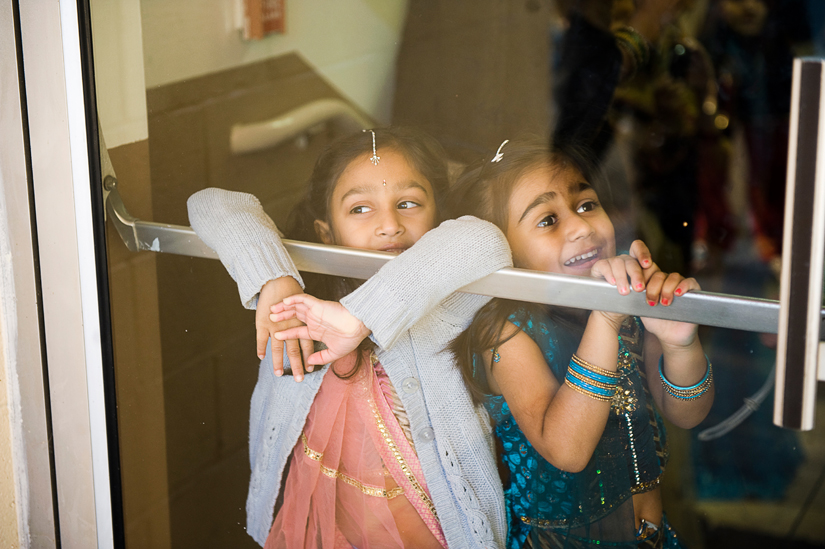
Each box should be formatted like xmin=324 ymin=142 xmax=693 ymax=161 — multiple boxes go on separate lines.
xmin=675 ymin=288 xmax=682 ymax=295
xmin=636 ymin=284 xmax=643 ymax=291
xmin=648 ymin=300 xmax=656 ymax=306
xmin=662 ymin=298 xmax=670 ymax=306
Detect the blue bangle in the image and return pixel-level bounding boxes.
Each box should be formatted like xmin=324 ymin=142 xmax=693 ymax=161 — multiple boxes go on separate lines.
xmin=569 ymin=360 xmax=620 ymax=386
xmin=659 ymin=355 xmax=713 ymax=400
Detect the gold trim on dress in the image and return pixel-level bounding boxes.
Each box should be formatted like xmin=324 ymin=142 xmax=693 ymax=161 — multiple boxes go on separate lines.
xmin=301 ymin=432 xmax=404 ymax=499
xmin=368 ymin=395 xmax=439 ymax=518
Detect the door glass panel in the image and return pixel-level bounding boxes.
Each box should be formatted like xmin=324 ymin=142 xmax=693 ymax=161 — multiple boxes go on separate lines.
xmin=89 ymin=0 xmax=825 ymax=547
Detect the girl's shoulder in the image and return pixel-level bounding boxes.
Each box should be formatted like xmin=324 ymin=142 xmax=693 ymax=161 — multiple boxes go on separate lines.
xmin=507 ymin=306 xmax=573 ymax=339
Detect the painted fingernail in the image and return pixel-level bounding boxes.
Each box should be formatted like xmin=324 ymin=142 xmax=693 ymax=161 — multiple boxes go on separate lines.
xmin=648 ymin=300 xmax=656 ymax=307
xmin=662 ymin=297 xmax=670 ymax=306
xmin=675 ymin=288 xmax=682 ymax=295
xmin=636 ymin=284 xmax=644 ymax=291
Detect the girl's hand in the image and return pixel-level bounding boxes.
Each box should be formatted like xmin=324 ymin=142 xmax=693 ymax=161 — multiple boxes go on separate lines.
xmin=591 ymin=240 xmax=659 ymax=296
xmin=257 ymin=278 xmax=314 ymax=381
xmin=641 ymin=272 xmax=701 ymax=348
xmin=271 ymin=294 xmax=372 ymax=366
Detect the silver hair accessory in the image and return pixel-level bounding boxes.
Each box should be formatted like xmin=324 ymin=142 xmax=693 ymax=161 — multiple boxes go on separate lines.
xmin=363 ymin=129 xmax=380 ymax=165
xmin=491 ymin=139 xmax=509 ymax=163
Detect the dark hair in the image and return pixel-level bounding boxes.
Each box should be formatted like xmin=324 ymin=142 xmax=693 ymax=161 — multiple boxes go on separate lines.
xmin=285 ymin=126 xmax=449 ymax=378
xmin=448 ymin=136 xmax=606 ymax=403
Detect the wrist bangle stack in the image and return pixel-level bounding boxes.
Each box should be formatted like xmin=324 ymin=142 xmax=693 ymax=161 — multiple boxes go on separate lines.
xmin=565 ymin=354 xmax=621 ymax=402
xmin=659 ymin=355 xmax=713 ymax=400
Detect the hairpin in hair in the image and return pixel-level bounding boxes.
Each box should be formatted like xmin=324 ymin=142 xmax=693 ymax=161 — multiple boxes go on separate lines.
xmin=491 ymin=139 xmax=509 ymax=163
xmin=363 ymin=129 xmax=380 ymax=165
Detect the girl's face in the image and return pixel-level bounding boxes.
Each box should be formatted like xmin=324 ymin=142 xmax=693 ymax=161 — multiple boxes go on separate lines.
xmin=315 ymin=149 xmax=438 ymax=252
xmin=505 ymin=163 xmax=615 ymax=275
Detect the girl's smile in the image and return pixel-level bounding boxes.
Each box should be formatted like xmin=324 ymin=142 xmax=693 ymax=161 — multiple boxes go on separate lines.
xmin=505 ymin=164 xmax=615 ymax=275
xmin=315 ymin=150 xmax=438 ymax=252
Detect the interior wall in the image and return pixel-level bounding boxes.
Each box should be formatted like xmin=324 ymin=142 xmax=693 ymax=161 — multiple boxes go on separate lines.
xmin=140 ymin=0 xmax=408 ymax=123
xmin=90 ymin=0 xmax=148 ymax=148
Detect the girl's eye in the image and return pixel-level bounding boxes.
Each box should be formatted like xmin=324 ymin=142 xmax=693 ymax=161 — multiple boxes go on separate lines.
xmin=397 ymin=200 xmax=420 ymax=210
xmin=537 ymin=215 xmax=557 ymax=228
xmin=350 ymin=205 xmax=374 ymax=214
xmin=577 ymin=200 xmax=599 ymax=213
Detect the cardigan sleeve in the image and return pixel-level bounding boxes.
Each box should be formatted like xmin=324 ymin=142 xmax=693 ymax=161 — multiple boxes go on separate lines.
xmin=187 ymin=188 xmax=304 ymax=310
xmin=340 ymin=216 xmax=512 ymax=350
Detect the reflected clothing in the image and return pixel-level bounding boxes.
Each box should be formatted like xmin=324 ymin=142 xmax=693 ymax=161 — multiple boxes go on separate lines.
xmin=481 ymin=310 xmax=674 ymax=549
xmin=187 ymin=189 xmax=512 ymax=548
xmin=267 ymin=351 xmax=445 ymax=548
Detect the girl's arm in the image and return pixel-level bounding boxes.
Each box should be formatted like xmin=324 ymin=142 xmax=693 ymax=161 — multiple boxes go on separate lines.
xmin=340 ymin=216 xmax=512 ymax=350
xmin=489 ymin=311 xmax=625 ymax=473
xmin=187 ymin=188 xmax=303 ymax=308
xmin=187 ymin=188 xmax=312 ymax=377
xmin=640 ymin=271 xmax=713 ymax=427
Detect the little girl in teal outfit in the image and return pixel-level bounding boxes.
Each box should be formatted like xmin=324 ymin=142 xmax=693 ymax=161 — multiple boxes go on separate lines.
xmin=447 ymin=138 xmax=714 ymax=548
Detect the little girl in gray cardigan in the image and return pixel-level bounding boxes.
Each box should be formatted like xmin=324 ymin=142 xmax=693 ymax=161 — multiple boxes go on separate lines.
xmin=188 ymin=187 xmax=512 ymax=548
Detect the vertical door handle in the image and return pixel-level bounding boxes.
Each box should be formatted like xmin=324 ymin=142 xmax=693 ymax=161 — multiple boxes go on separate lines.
xmin=775 ymin=57 xmax=825 ymax=430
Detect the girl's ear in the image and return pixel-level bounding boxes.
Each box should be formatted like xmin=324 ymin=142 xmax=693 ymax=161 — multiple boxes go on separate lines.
xmin=314 ymin=219 xmax=334 ymax=244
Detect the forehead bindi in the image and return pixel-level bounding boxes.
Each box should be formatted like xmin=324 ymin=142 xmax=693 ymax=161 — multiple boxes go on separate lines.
xmin=334 ymin=151 xmax=431 ymax=203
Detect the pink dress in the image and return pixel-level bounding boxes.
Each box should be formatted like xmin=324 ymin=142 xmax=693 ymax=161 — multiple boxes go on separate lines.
xmin=264 ymin=350 xmax=447 ymax=549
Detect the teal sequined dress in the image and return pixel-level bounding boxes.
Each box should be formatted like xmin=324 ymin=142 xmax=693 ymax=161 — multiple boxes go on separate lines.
xmin=480 ymin=309 xmax=680 ymax=549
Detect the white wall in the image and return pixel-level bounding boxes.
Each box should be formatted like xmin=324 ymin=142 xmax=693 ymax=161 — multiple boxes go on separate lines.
xmin=90 ymin=0 xmax=149 ymax=147
xmin=140 ymin=0 xmax=407 ymax=124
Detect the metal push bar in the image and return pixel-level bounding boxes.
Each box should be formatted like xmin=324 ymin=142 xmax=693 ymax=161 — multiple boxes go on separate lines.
xmin=104 ymin=175 xmax=794 ymax=336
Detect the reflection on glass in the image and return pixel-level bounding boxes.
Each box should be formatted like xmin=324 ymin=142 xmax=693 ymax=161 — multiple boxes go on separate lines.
xmin=90 ymin=0 xmax=825 ymax=547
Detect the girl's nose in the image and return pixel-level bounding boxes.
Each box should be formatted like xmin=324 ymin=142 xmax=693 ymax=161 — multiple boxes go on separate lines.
xmin=376 ymin=210 xmax=404 ymax=237
xmin=566 ymin=213 xmax=595 ymax=241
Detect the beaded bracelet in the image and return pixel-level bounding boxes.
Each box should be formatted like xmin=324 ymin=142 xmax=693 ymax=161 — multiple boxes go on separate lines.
xmin=658 ymin=355 xmax=713 ymax=400
xmin=565 ymin=354 xmax=619 ymax=402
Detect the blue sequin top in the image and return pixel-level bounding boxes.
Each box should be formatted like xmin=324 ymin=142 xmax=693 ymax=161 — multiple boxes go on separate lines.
xmin=480 ymin=310 xmax=668 ymax=549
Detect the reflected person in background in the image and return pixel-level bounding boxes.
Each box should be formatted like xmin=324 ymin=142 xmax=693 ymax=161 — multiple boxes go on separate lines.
xmin=701 ymin=0 xmax=810 ymax=266
xmin=188 ymin=128 xmax=512 ymax=548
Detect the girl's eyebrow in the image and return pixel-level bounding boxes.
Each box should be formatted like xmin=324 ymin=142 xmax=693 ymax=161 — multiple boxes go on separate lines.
xmin=339 ymin=180 xmax=429 ymax=202
xmin=517 ymin=181 xmax=594 ymax=224
xmin=518 ymin=191 xmax=557 ymax=224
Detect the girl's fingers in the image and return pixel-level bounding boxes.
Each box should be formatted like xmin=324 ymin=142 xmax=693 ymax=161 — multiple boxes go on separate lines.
xmin=309 ymin=348 xmax=340 ymax=366
xmin=629 ymin=240 xmax=653 ymax=269
xmin=625 ymin=259 xmax=645 ymax=293
xmin=270 ymin=309 xmax=297 ymax=323
xmin=274 ymin=325 xmax=312 ymax=341
xmin=645 ymin=271 xmax=667 ymax=305
xmin=657 ymin=272 xmax=684 ymax=305
xmin=268 ymin=333 xmax=285 ymax=376
xmin=299 ymin=338 xmax=315 ymax=373
xmin=608 ymin=257 xmax=631 ymax=295
xmin=285 ymin=338 xmax=305 ymax=381
xmin=674 ymin=277 xmax=701 ymax=297
xmin=591 ymin=260 xmax=617 ymax=285
xmin=256 ymin=326 xmax=269 ymax=361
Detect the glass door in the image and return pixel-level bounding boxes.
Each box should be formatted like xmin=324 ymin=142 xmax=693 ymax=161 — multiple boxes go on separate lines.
xmin=34 ymin=0 xmax=825 ymax=546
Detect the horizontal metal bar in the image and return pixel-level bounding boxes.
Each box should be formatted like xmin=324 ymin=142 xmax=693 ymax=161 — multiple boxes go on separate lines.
xmin=106 ymin=182 xmax=797 ymax=334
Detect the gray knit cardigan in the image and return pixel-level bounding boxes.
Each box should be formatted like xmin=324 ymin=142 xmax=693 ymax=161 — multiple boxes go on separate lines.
xmin=188 ymin=188 xmax=511 ymax=548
